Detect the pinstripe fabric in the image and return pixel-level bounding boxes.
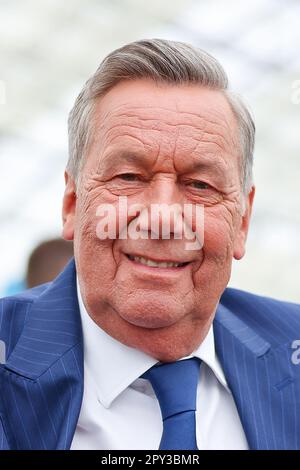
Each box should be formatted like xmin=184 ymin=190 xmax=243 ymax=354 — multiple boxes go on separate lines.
xmin=0 ymin=260 xmax=83 ymax=449
xmin=0 ymin=258 xmax=299 ymax=449
xmin=215 ymin=290 xmax=300 ymax=450
xmin=0 ymin=417 xmax=9 ymax=449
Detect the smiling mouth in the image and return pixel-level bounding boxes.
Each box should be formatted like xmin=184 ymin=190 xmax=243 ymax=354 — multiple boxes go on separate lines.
xmin=125 ymin=254 xmax=190 ymax=268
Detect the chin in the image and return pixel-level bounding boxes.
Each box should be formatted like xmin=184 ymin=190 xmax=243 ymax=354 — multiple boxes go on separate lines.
xmin=118 ymin=308 xmax=182 ymax=329
xmin=113 ymin=296 xmax=190 ymax=330
xmin=122 ymin=319 xmax=203 ymax=363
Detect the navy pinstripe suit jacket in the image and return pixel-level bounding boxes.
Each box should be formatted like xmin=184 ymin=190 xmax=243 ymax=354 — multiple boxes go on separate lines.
xmin=0 ymin=258 xmax=300 ymax=450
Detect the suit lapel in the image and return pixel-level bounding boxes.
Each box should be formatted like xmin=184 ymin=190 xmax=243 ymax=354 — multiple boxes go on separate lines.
xmin=0 ymin=259 xmax=84 ymax=449
xmin=214 ymin=303 xmax=300 ymax=450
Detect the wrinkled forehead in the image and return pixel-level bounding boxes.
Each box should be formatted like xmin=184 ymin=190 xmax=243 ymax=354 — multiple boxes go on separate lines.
xmin=89 ymin=80 xmax=240 ymax=168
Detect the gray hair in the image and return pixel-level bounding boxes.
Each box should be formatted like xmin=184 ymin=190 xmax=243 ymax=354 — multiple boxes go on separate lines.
xmin=67 ymin=38 xmax=255 ymax=195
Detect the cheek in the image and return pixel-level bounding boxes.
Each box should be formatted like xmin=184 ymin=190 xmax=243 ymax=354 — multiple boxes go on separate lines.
xmin=74 ymin=196 xmax=117 ymax=274
xmin=202 ymin=209 xmax=237 ymax=262
xmin=191 ymin=211 xmax=237 ymax=298
xmin=76 ymin=187 xmax=141 ymax=240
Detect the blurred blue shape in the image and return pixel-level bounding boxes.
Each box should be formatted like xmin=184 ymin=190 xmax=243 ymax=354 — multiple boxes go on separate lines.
xmin=3 ymin=279 xmax=26 ymax=297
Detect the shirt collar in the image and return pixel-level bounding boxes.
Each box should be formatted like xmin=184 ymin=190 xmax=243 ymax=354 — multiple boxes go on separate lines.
xmin=77 ymin=278 xmax=229 ymax=408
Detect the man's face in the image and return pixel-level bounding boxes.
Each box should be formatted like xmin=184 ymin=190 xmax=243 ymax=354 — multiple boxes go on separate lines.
xmin=63 ymin=79 xmax=254 ymax=362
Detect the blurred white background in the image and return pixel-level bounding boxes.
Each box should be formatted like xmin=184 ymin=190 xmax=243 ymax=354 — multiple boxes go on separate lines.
xmin=0 ymin=0 xmax=299 ymax=301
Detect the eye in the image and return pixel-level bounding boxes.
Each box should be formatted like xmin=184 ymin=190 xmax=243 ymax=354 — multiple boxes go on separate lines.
xmin=189 ymin=180 xmax=212 ymax=190
xmin=117 ymin=173 xmax=140 ymax=181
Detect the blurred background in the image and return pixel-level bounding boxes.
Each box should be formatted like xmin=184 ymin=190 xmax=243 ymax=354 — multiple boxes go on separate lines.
xmin=0 ymin=0 xmax=299 ymax=300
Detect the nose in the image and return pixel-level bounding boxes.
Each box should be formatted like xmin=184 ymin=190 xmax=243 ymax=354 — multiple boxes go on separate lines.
xmin=137 ymin=175 xmax=184 ymax=239
xmin=151 ymin=175 xmax=180 ymax=205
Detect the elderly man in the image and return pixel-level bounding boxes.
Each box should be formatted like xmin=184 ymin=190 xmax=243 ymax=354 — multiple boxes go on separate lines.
xmin=0 ymin=39 xmax=299 ymax=451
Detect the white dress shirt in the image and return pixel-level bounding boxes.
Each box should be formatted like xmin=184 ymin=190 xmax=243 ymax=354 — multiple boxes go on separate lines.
xmin=71 ymin=282 xmax=248 ymax=450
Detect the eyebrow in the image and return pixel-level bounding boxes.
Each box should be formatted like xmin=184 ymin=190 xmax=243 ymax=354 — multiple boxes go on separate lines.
xmin=98 ymin=148 xmax=229 ymax=182
xmin=98 ymin=150 xmax=150 ymax=174
xmin=187 ymin=158 xmax=228 ymax=178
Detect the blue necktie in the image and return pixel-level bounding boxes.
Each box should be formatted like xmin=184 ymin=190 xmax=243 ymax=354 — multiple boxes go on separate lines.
xmin=142 ymin=357 xmax=201 ymax=450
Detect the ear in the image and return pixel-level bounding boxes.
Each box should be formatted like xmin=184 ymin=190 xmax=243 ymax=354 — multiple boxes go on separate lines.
xmin=62 ymin=171 xmax=77 ymax=241
xmin=233 ymin=186 xmax=255 ymax=260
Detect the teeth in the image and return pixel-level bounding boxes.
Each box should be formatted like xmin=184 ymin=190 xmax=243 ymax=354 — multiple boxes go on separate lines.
xmin=128 ymin=255 xmax=184 ymax=268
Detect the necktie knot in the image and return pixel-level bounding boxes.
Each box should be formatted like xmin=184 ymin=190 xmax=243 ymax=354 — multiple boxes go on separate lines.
xmin=141 ymin=357 xmax=201 ymax=450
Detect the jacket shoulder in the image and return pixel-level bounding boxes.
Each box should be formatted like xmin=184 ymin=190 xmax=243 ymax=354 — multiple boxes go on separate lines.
xmin=220 ymin=287 xmax=300 ymax=345
xmin=0 ymin=283 xmax=50 ymax=357
xmin=222 ymin=287 xmax=300 ymax=312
